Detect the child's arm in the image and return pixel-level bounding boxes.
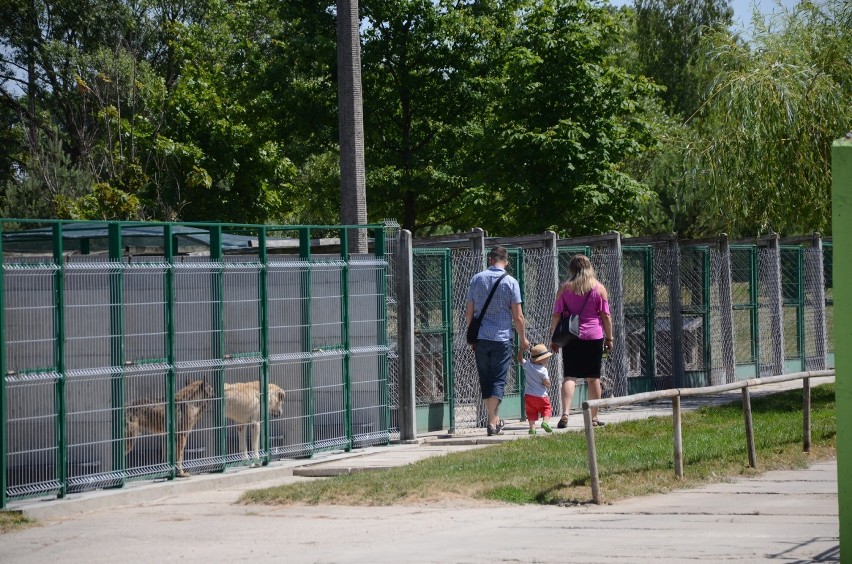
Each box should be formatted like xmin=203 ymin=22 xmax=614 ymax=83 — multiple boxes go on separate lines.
xmin=542 ymin=370 xmax=551 ymax=388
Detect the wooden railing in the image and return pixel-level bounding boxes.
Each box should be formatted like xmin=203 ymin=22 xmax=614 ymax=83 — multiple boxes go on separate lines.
xmin=581 ymin=370 xmax=836 ymax=504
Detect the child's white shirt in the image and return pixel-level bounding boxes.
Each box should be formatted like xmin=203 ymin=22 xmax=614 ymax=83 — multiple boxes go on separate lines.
xmin=520 ymin=359 xmax=550 ymax=398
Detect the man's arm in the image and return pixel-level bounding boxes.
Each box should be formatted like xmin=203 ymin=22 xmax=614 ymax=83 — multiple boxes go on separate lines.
xmin=465 ymin=301 xmax=474 ymax=326
xmin=511 ymin=302 xmax=530 ymax=351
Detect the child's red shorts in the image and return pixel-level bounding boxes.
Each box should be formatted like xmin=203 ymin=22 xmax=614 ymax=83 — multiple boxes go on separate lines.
xmin=525 ymin=394 xmax=552 ymax=421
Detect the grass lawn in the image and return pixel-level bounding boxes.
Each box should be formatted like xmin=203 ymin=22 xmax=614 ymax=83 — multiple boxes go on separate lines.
xmin=241 ymin=384 xmax=836 ymax=506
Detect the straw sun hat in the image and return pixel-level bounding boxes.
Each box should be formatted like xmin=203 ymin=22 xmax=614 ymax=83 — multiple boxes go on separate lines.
xmin=529 ymin=343 xmax=553 ymax=362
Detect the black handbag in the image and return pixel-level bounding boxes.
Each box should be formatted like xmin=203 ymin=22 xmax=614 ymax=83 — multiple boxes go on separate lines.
xmin=552 ymin=288 xmax=592 ymax=348
xmin=466 ymin=273 xmax=508 ymax=345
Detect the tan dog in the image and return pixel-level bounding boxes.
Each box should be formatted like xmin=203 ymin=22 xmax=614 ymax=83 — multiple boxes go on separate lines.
xmin=125 ymin=380 xmax=215 ymax=478
xmin=224 ymin=381 xmax=286 ymax=465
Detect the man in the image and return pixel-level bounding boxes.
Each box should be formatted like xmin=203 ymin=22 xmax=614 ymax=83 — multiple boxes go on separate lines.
xmin=465 ymin=246 xmax=530 ymax=435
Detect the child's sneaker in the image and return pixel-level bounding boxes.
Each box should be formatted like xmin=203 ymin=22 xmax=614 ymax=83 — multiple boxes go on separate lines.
xmin=541 ymin=421 xmax=553 ymax=433
xmin=528 ymin=428 xmax=536 ymax=435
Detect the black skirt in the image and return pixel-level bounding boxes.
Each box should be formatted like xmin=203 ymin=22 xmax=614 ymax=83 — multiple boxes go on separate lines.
xmin=561 ymin=337 xmax=605 ymax=378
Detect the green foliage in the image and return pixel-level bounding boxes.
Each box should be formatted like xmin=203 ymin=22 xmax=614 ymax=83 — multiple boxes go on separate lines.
xmin=481 ymin=0 xmax=659 ymax=236
xmin=633 ymin=0 xmax=733 ymax=118
xmin=639 ymin=0 xmax=851 ymax=237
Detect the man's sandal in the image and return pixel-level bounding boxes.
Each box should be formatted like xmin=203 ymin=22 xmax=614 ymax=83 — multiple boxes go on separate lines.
xmin=557 ymin=414 xmax=569 ymax=429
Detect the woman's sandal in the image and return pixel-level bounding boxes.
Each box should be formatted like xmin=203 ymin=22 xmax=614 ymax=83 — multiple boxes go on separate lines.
xmin=592 ymin=419 xmax=606 ymax=427
xmin=557 ymin=414 xmax=569 ymax=429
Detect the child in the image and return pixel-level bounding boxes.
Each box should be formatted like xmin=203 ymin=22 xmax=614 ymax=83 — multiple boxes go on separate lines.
xmin=518 ymin=343 xmax=554 ymax=434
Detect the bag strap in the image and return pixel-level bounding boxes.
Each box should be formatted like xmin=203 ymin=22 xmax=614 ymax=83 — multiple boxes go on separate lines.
xmin=476 ymin=273 xmax=508 ymax=322
xmin=565 ymin=283 xmax=594 ymax=317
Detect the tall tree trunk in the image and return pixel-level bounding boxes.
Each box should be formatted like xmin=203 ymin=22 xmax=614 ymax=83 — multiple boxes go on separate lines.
xmin=337 ymin=0 xmax=368 ymax=253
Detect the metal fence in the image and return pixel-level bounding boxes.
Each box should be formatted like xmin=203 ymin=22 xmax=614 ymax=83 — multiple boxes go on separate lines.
xmin=409 ymin=231 xmax=833 ymax=433
xmin=2 ymin=221 xmax=834 ymax=506
xmin=1 ymin=220 xmax=394 ymax=508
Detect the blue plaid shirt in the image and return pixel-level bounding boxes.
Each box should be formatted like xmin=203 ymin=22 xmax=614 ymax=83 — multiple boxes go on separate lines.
xmin=466 ymin=266 xmax=522 ymax=342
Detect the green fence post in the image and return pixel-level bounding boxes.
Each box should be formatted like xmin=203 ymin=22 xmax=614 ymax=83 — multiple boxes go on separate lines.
xmin=750 ymin=246 xmax=760 ymax=378
xmin=108 ymin=223 xmax=126 ymax=483
xmin=0 ymin=222 xmax=6 ymax=508
xmin=258 ymin=227 xmax=270 ymax=464
xmin=53 ymin=223 xmax=67 ymax=498
xmin=299 ymin=227 xmax=314 ymax=454
xmin=164 ymin=224 xmax=177 ymax=478
xmin=831 ymin=134 xmax=852 ymax=559
xmin=340 ymin=228 xmax=352 ymax=450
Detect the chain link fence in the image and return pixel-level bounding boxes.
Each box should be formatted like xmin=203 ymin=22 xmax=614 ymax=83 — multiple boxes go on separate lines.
xmin=408 ymin=232 xmax=832 ymax=433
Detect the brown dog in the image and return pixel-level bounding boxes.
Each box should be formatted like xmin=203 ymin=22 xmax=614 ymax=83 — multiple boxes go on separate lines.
xmin=124 ymin=380 xmax=215 ymax=477
xmin=223 ymin=381 xmax=286 ymax=465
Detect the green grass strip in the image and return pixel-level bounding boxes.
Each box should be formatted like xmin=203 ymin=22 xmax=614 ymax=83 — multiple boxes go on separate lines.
xmin=240 ymin=384 xmax=836 ymax=506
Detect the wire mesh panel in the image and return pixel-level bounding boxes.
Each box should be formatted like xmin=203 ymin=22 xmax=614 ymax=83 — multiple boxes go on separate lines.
xmin=124 ymin=261 xmax=169 ymax=364
xmin=412 ymin=250 xmax=451 ymax=406
xmin=348 ymin=256 xmax=389 ymax=448
xmin=757 ymin=246 xmax=785 ymax=376
xmin=651 ymin=244 xmax=674 ymax=389
xmin=449 ymin=250 xmax=485 ymax=430
xmin=267 ymin=258 xmax=311 ymax=457
xmin=312 ymin=351 xmax=346 ymax=451
xmin=622 ymin=247 xmax=652 ymax=383
xmin=730 ymin=246 xmax=758 ymax=375
xmin=168 ymin=362 xmax=220 ymax=475
xmin=174 ymin=259 xmax=222 ymax=363
xmin=590 ymin=245 xmax=628 ymax=398
xmin=4 ymin=373 xmax=60 ymax=499
xmin=679 ymin=247 xmax=710 ymax=384
xmin=4 ymin=260 xmax=61 ymax=500
xmin=707 ymin=246 xmax=737 ymax=385
xmin=803 ymin=245 xmax=827 ymax=369
xmin=122 ymin=365 xmax=172 ymax=479
xmin=521 ymin=248 xmax=560 ymax=410
xmin=310 ymin=258 xmax=346 ymax=451
xmin=780 ymin=246 xmax=804 ymax=368
xmin=383 ymin=222 xmax=400 ymax=438
xmin=64 ymin=259 xmax=115 ymax=371
xmin=223 ymin=259 xmax=262 ymax=357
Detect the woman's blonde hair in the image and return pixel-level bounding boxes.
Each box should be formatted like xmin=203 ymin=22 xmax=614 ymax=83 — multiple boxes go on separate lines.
xmin=564 ymin=254 xmax=597 ymax=295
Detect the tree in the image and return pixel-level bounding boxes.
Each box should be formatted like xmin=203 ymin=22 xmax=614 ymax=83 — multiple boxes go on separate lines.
xmin=639 ymin=0 xmax=852 ymax=237
xmin=633 ymin=0 xmax=733 ymax=118
xmin=480 ymin=0 xmax=659 ymax=236
xmin=360 ymin=0 xmax=515 ymax=234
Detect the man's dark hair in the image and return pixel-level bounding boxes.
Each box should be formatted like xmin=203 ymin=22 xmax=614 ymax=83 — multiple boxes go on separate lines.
xmin=488 ymin=246 xmax=509 ymax=262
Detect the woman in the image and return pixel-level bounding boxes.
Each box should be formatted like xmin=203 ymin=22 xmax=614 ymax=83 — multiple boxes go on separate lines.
xmin=550 ymin=254 xmax=613 ymax=428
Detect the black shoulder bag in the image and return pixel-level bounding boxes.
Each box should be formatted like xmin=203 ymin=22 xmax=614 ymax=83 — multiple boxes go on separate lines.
xmin=466 ymin=273 xmax=508 ymax=345
xmin=551 ymin=287 xmax=593 ymax=348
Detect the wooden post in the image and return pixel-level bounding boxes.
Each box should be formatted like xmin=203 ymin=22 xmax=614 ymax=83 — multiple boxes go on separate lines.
xmin=803 ymin=376 xmax=811 ymax=453
xmin=396 ymin=230 xmax=417 ymax=441
xmin=668 ymin=236 xmax=686 ymax=388
xmin=583 ymin=405 xmax=602 ymax=504
xmin=718 ymin=235 xmax=737 ymax=384
xmin=742 ymin=387 xmax=757 ymax=468
xmin=673 ymin=395 xmax=683 ymax=479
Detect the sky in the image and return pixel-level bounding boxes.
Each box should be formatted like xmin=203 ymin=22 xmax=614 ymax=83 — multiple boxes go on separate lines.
xmin=607 ymin=0 xmax=802 ymax=34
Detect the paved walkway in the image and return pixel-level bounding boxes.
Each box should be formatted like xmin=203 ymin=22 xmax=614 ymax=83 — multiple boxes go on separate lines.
xmin=2 ymin=376 xmax=839 ymax=562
